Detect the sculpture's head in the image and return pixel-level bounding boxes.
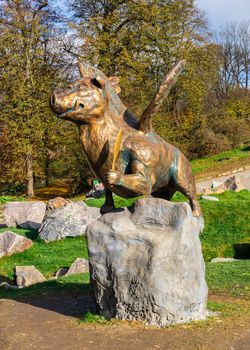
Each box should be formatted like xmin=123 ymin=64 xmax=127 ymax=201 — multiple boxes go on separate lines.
xmin=50 ymin=64 xmax=121 ymax=125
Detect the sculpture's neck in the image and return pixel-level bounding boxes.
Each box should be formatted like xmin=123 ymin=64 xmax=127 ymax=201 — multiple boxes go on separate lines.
xmin=78 ymin=110 xmax=122 ymax=177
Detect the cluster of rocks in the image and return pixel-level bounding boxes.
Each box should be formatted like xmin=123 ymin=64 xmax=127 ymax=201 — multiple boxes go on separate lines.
xmin=0 ymin=197 xmax=94 ymax=290
xmin=0 ymin=257 xmax=89 ymax=289
xmin=200 ymin=175 xmax=244 ymax=197
xmin=2 ymin=197 xmax=100 ymax=242
xmin=39 ymin=201 xmax=100 ymax=242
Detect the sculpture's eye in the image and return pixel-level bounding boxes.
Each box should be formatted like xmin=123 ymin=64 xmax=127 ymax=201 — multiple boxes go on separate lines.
xmin=91 ymin=78 xmax=102 ymax=89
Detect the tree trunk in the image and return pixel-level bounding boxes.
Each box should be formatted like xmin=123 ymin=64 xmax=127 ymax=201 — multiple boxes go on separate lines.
xmin=26 ymin=153 xmax=34 ymax=198
xmin=45 ymin=154 xmax=50 ymax=187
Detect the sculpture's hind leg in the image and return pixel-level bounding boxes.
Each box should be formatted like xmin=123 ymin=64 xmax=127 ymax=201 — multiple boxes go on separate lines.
xmin=176 ymin=182 xmax=201 ymax=217
xmin=152 ymin=187 xmax=176 ymax=201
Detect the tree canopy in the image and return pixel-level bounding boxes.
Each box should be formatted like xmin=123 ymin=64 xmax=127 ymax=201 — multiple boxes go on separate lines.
xmin=0 ymin=0 xmax=249 ymax=196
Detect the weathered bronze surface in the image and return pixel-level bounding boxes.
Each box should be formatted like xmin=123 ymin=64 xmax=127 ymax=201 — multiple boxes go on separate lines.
xmin=50 ymin=61 xmax=201 ymax=216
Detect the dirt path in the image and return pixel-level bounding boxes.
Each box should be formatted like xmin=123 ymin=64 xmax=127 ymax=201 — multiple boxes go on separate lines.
xmin=0 ymin=292 xmax=249 ymax=350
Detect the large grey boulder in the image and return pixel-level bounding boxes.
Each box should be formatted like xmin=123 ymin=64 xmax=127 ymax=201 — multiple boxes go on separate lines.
xmin=39 ymin=201 xmax=100 ymax=242
xmin=0 ymin=231 xmax=33 ymax=258
xmin=15 ymin=266 xmax=46 ymax=287
xmin=86 ymin=198 xmax=208 ymax=327
xmin=4 ymin=202 xmax=46 ymax=230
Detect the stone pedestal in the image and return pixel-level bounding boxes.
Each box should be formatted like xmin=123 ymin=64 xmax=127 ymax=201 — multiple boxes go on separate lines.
xmin=86 ymin=198 xmax=208 ymax=326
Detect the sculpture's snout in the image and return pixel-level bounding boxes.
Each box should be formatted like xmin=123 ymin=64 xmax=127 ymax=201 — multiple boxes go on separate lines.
xmin=50 ymin=92 xmax=63 ymax=114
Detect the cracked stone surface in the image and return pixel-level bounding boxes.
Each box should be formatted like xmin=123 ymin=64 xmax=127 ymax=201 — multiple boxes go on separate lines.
xmin=86 ymin=197 xmax=208 ymax=327
xmin=39 ymin=202 xmax=100 ymax=242
xmin=0 ymin=231 xmax=32 ymax=258
xmin=4 ymin=202 xmax=46 ymax=230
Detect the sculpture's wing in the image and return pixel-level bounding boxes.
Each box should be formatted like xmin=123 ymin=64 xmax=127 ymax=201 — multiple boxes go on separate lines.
xmin=78 ymin=62 xmax=126 ymax=116
xmin=139 ymin=60 xmax=186 ymax=133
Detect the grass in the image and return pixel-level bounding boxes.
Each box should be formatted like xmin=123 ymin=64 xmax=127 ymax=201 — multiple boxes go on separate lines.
xmin=86 ymin=195 xmax=139 ymax=208
xmin=0 ymin=273 xmax=90 ymax=299
xmin=206 ymin=261 xmax=250 ymax=299
xmin=0 ymin=191 xmax=249 ymax=285
xmin=199 ymin=190 xmax=250 ymax=261
xmin=0 ymin=260 xmax=249 ymax=303
xmin=0 ymin=196 xmax=25 ymax=203
xmin=191 ymin=145 xmax=250 ymax=179
xmin=87 ymin=190 xmax=250 ymax=262
xmin=0 ymin=228 xmax=88 ymax=281
xmin=0 ymin=189 xmax=249 ymax=326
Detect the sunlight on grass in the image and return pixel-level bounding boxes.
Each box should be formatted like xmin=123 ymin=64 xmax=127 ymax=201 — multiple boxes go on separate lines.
xmin=191 ymin=145 xmax=250 ymax=175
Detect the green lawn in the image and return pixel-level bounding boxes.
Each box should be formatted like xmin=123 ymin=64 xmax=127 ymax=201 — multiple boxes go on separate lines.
xmin=1 ymin=261 xmax=249 ymax=300
xmin=0 ymin=190 xmax=249 ymax=304
xmin=1 ymin=191 xmax=249 ymax=281
xmin=206 ymin=261 xmax=250 ymax=299
xmin=191 ymin=145 xmax=250 ymax=177
xmin=0 ymin=228 xmax=88 ymax=281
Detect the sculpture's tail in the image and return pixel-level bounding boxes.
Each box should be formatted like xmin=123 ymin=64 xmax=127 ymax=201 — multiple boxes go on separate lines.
xmin=139 ymin=60 xmax=186 ymax=133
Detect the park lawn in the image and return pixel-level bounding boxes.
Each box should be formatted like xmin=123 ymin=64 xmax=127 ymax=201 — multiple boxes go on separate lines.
xmin=0 ymin=228 xmax=88 ymax=281
xmin=191 ymin=145 xmax=250 ymax=179
xmin=0 ymin=191 xmax=249 ymax=281
xmin=0 ymin=191 xmax=249 ymax=316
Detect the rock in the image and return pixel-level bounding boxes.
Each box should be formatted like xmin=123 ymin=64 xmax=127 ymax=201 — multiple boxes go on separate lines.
xmin=4 ymin=202 xmax=46 ymax=229
xmin=0 ymin=231 xmax=33 ymax=258
xmin=203 ymin=188 xmax=214 ymax=195
xmin=212 ymin=181 xmax=223 ymax=189
xmin=46 ymin=197 xmax=71 ymax=211
xmin=66 ymin=258 xmax=89 ymax=276
xmin=54 ymin=268 xmax=68 ymax=278
xmin=39 ymin=202 xmax=100 ymax=242
xmin=223 ymin=175 xmax=244 ymax=192
xmin=211 ymin=257 xmax=239 ymax=263
xmin=86 ymin=198 xmax=208 ymax=327
xmin=15 ymin=266 xmax=46 ymax=288
xmin=201 ymin=195 xmax=219 ymax=201
xmin=213 ymin=187 xmax=225 ymax=194
xmin=0 ymin=282 xmax=12 ymax=289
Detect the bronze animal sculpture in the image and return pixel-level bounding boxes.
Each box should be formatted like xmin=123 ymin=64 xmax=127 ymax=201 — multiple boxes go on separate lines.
xmin=50 ymin=61 xmax=201 ymax=217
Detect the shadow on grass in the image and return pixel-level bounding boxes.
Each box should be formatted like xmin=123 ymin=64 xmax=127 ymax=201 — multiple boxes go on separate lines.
xmin=242 ymin=145 xmax=250 ymax=152
xmin=0 ymin=273 xmax=96 ymax=318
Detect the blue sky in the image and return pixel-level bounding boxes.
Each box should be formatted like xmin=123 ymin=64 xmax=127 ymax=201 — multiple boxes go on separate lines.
xmin=196 ymin=0 xmax=250 ymax=30
xmin=56 ymin=0 xmax=250 ymax=31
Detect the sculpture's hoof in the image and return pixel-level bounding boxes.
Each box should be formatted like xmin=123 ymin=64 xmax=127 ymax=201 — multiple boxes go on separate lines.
xmin=100 ymin=204 xmax=115 ymax=214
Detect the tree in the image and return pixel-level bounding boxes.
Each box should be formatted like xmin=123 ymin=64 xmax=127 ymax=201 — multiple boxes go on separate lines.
xmin=219 ymin=21 xmax=250 ymax=94
xmin=0 ymin=0 xmax=75 ymax=195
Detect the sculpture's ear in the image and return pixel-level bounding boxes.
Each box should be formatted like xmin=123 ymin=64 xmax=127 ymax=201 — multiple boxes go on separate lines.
xmin=91 ymin=76 xmax=105 ymax=89
xmin=108 ymin=76 xmax=121 ymax=94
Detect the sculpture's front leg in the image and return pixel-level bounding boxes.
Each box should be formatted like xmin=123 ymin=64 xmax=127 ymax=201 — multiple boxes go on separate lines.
xmin=105 ymin=161 xmax=152 ymax=198
xmin=100 ymin=188 xmax=115 ymax=214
